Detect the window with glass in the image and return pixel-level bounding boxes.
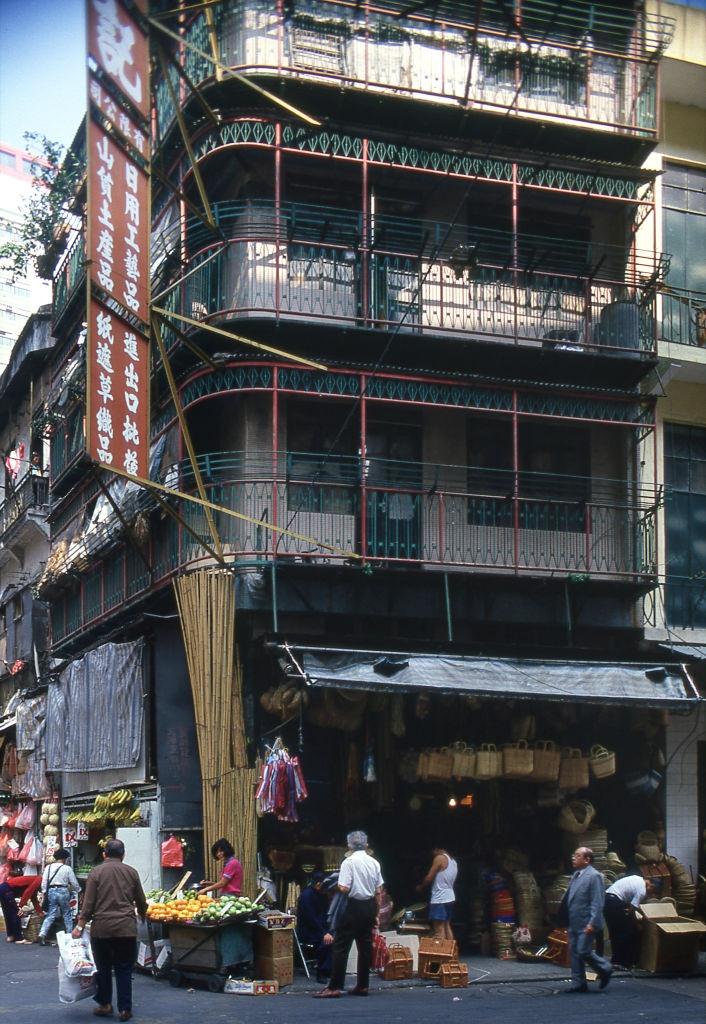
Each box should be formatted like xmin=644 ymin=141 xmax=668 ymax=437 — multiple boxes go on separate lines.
xmin=665 ymin=423 xmax=706 ymax=629
xmin=286 ymin=400 xmax=357 ymax=514
xmin=662 ymin=165 xmax=706 ymax=345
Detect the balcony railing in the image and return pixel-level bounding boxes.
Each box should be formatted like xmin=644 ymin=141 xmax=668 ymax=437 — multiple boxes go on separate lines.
xmin=155 ymin=1 xmax=672 ymax=141
xmin=170 ymin=202 xmax=660 ymax=355
xmin=53 ymin=231 xmax=86 ymax=321
xmin=50 ymin=405 xmax=85 ymax=481
xmin=0 ymin=473 xmax=49 ymax=539
xmin=50 ymin=450 xmax=657 ymax=643
xmin=660 ymin=288 xmax=706 ymax=348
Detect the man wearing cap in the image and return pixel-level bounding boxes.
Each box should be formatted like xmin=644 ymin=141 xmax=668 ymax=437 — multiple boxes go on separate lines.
xmin=313 ymin=831 xmax=383 ymax=998
xmin=297 ymin=872 xmax=332 ymax=983
xmin=604 ymin=875 xmax=659 ymax=967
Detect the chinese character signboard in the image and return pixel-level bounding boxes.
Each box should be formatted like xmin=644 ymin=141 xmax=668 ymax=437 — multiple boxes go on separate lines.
xmin=89 ymin=297 xmax=149 ymax=472
xmin=86 ymin=0 xmax=150 ymax=477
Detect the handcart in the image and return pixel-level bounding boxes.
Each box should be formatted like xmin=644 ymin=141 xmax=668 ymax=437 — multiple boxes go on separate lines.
xmin=167 ymin=919 xmax=254 ymax=992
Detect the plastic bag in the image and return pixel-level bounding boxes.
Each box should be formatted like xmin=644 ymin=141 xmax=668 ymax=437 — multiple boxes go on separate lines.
xmin=57 ymin=930 xmax=97 ymax=977
xmin=15 ymin=802 xmax=36 ymax=831
xmin=161 ymin=835 xmax=184 ymax=868
xmin=57 ymin=962 xmax=97 ymax=1004
xmin=371 ymin=930 xmax=388 ymax=971
xmin=6 ymin=838 xmax=21 ymax=862
xmin=19 ymin=835 xmax=43 ymax=866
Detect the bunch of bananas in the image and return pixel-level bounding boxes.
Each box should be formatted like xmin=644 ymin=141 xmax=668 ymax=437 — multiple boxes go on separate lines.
xmin=106 ymin=790 xmax=133 ymax=806
xmin=112 ymin=807 xmax=142 ymax=824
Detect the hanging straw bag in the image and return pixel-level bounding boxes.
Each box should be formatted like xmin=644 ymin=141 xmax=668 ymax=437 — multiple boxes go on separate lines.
xmin=531 ymin=740 xmax=561 ymax=782
xmin=450 ymin=741 xmax=476 ymax=779
xmin=589 ymin=745 xmax=616 ymax=779
xmin=502 ymin=741 xmax=534 ymax=779
xmin=417 ymin=750 xmax=431 ymax=782
xmin=558 ymin=748 xmax=589 ymax=790
xmin=475 ymin=743 xmax=502 ymax=780
xmin=426 ymin=747 xmax=454 ymax=781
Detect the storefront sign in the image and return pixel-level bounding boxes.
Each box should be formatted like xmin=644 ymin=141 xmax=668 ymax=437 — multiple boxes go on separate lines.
xmin=76 ymin=821 xmax=89 ymax=842
xmin=85 ymin=0 xmax=150 ymax=477
xmin=63 ymin=828 xmax=78 ymax=849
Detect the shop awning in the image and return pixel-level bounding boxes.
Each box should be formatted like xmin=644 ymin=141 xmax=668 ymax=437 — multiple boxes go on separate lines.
xmin=286 ymin=646 xmax=700 ymax=708
xmin=657 ymin=642 xmax=706 ymax=662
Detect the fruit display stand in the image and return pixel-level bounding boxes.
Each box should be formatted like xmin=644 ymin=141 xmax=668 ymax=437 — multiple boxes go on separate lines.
xmin=168 ymin=921 xmax=255 ymax=992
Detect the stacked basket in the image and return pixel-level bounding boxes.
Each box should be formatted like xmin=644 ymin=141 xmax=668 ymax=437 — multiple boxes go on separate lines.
xmin=512 ymin=871 xmax=544 ymax=932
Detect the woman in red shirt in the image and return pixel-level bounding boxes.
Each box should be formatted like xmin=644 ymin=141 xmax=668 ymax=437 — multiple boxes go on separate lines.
xmin=198 ymin=838 xmax=242 ymax=896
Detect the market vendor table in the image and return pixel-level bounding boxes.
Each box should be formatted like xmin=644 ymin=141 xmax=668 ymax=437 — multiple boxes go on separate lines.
xmin=167 ymin=920 xmax=254 ymax=992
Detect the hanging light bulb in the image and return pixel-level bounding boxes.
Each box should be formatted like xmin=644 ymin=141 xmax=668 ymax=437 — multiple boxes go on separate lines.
xmin=448 ymin=795 xmax=457 ymax=808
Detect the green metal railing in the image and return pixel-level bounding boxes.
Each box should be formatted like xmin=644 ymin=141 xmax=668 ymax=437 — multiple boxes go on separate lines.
xmin=53 ymin=231 xmax=86 ymax=321
xmin=660 ymin=289 xmax=706 ymax=348
xmin=50 ymin=449 xmax=657 ymax=644
xmin=154 ymin=1 xmax=670 ymax=139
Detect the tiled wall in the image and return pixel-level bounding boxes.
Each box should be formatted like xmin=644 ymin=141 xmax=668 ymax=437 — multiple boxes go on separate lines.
xmin=665 ymin=709 xmax=705 ymax=872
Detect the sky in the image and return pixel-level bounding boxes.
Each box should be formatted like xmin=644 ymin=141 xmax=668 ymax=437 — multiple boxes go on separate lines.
xmin=0 ymin=0 xmax=86 ymax=154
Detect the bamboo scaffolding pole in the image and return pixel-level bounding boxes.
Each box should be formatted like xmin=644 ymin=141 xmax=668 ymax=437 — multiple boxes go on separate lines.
xmin=174 ymin=569 xmax=258 ymax=893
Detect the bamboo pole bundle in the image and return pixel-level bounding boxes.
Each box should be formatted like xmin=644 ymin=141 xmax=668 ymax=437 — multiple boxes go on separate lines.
xmin=174 ymin=569 xmax=257 ymax=889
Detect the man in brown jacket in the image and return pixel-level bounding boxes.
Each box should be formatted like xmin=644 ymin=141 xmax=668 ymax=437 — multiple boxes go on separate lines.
xmin=73 ymin=838 xmax=147 ymax=1021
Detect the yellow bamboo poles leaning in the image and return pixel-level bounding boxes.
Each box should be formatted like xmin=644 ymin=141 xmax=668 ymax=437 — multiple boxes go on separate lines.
xmin=173 ymin=569 xmax=257 ymax=892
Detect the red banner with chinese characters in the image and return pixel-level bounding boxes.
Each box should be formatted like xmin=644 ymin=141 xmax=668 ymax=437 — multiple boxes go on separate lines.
xmin=86 ymin=0 xmax=150 ymax=477
xmin=87 ymin=0 xmax=150 ymax=121
xmin=87 ymin=117 xmax=149 ymax=323
xmin=88 ymin=297 xmax=149 ymax=474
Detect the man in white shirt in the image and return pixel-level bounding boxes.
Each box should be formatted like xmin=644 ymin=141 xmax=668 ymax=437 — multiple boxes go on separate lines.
xmin=313 ymin=831 xmax=383 ymax=999
xmin=604 ymin=875 xmax=658 ymax=967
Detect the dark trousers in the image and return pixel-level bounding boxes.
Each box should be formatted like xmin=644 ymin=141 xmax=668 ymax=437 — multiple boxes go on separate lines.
xmin=0 ymin=882 xmax=23 ymax=940
xmin=91 ymin=936 xmax=136 ymax=1013
xmin=329 ymin=897 xmax=377 ymax=992
xmin=604 ymin=893 xmax=638 ymax=967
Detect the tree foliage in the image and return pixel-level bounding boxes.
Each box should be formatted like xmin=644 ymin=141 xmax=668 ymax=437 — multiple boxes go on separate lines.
xmin=0 ymin=132 xmax=83 ymax=281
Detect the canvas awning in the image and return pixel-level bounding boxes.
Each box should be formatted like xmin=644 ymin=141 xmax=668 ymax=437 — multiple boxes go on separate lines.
xmin=280 ymin=645 xmax=700 ymax=708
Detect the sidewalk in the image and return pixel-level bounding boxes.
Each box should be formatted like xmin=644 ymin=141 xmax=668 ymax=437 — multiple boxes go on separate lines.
xmin=277 ymin=950 xmax=706 ymax=995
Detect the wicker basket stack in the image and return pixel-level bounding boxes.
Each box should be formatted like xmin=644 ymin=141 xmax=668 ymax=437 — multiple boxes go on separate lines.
xmin=512 ymin=871 xmax=544 ymax=932
xmin=490 ymin=922 xmax=515 ymax=959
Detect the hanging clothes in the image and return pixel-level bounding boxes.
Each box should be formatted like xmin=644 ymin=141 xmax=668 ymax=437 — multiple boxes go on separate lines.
xmin=255 ymin=738 xmax=308 ymax=822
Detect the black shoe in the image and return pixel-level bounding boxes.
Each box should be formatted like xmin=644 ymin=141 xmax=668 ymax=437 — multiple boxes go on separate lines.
xmin=562 ymin=985 xmax=588 ymax=994
xmin=599 ymin=968 xmax=613 ymax=990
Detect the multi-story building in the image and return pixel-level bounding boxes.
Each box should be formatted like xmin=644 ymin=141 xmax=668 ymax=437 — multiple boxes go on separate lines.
xmin=36 ymin=2 xmax=704 ymax=903
xmin=0 ymin=143 xmax=52 ymax=373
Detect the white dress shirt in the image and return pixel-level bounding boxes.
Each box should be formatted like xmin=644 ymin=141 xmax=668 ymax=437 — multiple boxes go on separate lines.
xmin=338 ymin=850 xmax=383 ymax=900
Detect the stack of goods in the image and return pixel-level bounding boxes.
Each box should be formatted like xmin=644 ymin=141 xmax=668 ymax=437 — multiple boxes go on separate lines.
xmin=512 ymin=872 xmax=544 ymax=935
xmin=561 ymin=826 xmax=609 ymax=872
xmin=254 ymin=921 xmax=294 ymax=988
xmin=634 ymin=831 xmax=671 ymax=897
xmin=418 ymin=936 xmax=459 ymax=978
xmin=284 ymin=880 xmax=300 ymax=913
xmin=467 ymin=895 xmax=485 ymax=949
xmin=665 ymin=856 xmax=696 ymax=916
xmin=490 ymin=922 xmax=515 ymax=959
xmin=542 ymin=875 xmax=571 ymax=924
xmin=484 ymin=870 xmax=516 ymax=958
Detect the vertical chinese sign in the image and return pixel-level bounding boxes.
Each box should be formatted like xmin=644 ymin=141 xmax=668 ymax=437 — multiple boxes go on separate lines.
xmin=86 ymin=0 xmax=150 ymax=477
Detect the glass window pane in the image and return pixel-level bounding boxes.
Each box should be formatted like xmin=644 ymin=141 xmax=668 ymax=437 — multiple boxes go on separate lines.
xmin=663 ymin=185 xmax=687 ymax=210
xmin=664 ymin=166 xmax=688 ymax=188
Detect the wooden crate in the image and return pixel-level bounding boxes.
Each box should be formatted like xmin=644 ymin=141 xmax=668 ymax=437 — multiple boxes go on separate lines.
xmin=439 ymin=963 xmax=469 ymax=988
xmin=418 ymin=937 xmax=458 ymax=978
xmin=382 ymin=944 xmax=413 ymax=981
xmin=254 ymin=954 xmax=293 ymax=987
xmin=254 ymin=927 xmax=293 ymax=959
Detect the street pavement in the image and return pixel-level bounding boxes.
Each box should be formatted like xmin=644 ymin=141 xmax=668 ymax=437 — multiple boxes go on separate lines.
xmin=2 ymin=944 xmax=706 ymax=1023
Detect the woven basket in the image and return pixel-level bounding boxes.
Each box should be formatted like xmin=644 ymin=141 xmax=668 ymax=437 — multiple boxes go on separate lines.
xmin=502 ymin=740 xmax=534 ymax=779
xmin=475 ymin=743 xmax=502 ymax=780
xmin=558 ymin=748 xmax=589 ymax=790
xmin=417 ymin=750 xmax=431 ymax=782
xmin=557 ymin=798 xmax=595 ymax=833
xmin=426 ymin=748 xmax=454 ymax=781
xmin=450 ymin=741 xmax=476 ymax=779
xmin=589 ymin=745 xmax=616 ymax=779
xmin=531 ymin=740 xmax=561 ymax=782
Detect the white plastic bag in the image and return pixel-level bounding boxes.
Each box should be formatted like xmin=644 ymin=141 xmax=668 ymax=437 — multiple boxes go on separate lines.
xmin=57 ymin=962 xmax=97 ymax=1004
xmin=57 ymin=930 xmax=96 ymax=977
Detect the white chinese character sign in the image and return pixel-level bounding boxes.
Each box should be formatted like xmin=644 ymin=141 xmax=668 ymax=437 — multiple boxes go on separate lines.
xmin=88 ymin=297 xmax=149 ymax=475
xmin=86 ymin=0 xmax=149 ymax=478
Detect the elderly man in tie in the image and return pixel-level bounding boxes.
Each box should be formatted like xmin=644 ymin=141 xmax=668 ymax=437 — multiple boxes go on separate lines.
xmin=563 ymin=846 xmax=612 ymax=993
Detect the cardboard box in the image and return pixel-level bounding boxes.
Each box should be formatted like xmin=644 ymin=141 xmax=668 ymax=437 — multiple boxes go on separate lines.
xmin=637 ymin=902 xmax=706 ymax=973
xmin=254 ymin=927 xmax=293 ymax=958
xmin=257 ymin=911 xmax=295 ymax=930
xmin=224 ymin=978 xmax=279 ymax=996
xmin=254 ymin=954 xmax=294 ymax=987
xmin=155 ymin=942 xmax=171 ymax=970
xmin=137 ymin=939 xmax=169 ymax=968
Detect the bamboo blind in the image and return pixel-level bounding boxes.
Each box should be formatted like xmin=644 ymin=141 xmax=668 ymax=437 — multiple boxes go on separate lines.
xmin=174 ymin=570 xmax=257 ymax=895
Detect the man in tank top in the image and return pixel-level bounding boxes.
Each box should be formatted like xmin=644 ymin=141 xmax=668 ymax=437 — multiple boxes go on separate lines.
xmin=417 ymin=847 xmax=458 ymax=940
